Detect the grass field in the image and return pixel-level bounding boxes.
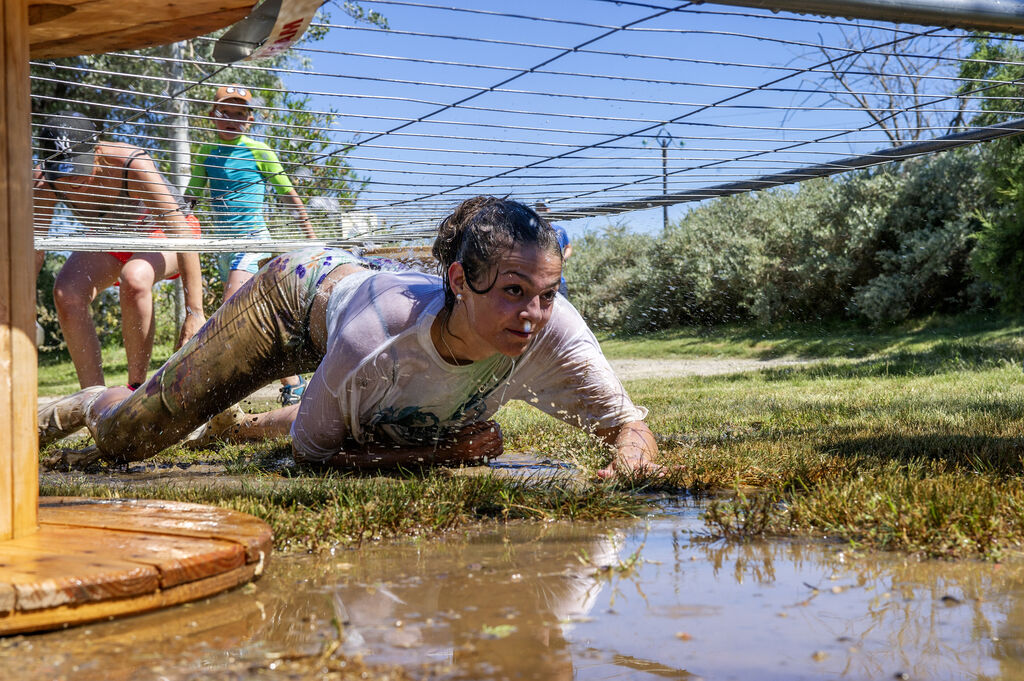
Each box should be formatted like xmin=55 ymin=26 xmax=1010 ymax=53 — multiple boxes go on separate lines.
xmin=39 ymin=313 xmax=1024 ymax=559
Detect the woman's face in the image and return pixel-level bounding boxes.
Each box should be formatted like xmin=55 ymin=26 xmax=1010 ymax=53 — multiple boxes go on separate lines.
xmin=451 ymin=243 xmax=563 ymax=360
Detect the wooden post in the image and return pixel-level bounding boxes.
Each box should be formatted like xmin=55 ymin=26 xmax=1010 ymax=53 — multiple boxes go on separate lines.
xmin=0 ymin=0 xmax=36 ymax=541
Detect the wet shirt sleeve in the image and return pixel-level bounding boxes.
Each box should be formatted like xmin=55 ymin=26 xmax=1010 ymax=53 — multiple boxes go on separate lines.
xmin=508 ymin=299 xmax=647 ymax=432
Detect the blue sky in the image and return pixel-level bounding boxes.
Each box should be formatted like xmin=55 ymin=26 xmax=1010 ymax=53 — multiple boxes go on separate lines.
xmin=269 ymin=1 xmax=969 ymax=238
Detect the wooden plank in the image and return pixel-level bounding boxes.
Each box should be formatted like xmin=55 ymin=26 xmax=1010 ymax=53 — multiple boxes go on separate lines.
xmin=3 ymin=525 xmax=245 ymax=588
xmin=0 ymin=582 xmax=13 ymax=614
xmin=0 ymin=560 xmax=261 ymax=635
xmin=0 ymin=545 xmax=159 ymax=611
xmin=6 ymin=0 xmax=35 ymax=540
xmin=0 ymin=0 xmax=16 ymax=543
xmin=28 ymin=0 xmax=255 ymax=59
xmin=39 ymin=497 xmax=273 ymax=563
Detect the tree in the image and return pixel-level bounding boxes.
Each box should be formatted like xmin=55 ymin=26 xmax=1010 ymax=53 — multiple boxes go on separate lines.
xmin=954 ymin=35 xmax=1024 ymax=308
xmin=805 ymin=26 xmax=967 ymax=143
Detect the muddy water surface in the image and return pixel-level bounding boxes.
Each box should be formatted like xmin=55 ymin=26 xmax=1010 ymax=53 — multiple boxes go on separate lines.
xmin=4 ymin=500 xmax=1024 ymax=680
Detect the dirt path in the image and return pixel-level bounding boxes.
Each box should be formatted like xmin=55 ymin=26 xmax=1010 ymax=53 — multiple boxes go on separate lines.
xmin=608 ymin=357 xmax=812 ymax=381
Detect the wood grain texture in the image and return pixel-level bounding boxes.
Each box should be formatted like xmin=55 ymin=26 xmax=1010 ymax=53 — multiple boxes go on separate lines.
xmin=3 ymin=525 xmax=245 ymax=588
xmin=0 ymin=582 xmax=14 ymax=615
xmin=0 ymin=545 xmax=160 ymax=611
xmin=0 ymin=498 xmax=272 ymax=633
xmin=39 ymin=497 xmax=273 ymax=563
xmin=28 ymin=0 xmax=256 ymax=58
xmin=0 ymin=0 xmax=34 ymax=542
xmin=0 ymin=560 xmax=262 ymax=635
xmin=7 ymin=0 xmax=36 ymax=540
xmin=0 ymin=0 xmax=17 ymax=544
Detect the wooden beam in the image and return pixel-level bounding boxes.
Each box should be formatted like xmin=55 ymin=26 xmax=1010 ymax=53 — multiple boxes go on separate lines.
xmin=1 ymin=0 xmax=34 ymax=541
xmin=28 ymin=0 xmax=256 ymax=59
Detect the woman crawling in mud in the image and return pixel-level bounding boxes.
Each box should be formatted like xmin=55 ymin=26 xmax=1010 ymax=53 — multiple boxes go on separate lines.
xmin=40 ymin=196 xmax=659 ymax=480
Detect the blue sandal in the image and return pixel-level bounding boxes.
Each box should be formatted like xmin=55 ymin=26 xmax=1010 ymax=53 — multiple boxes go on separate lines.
xmin=279 ymin=375 xmax=307 ymax=406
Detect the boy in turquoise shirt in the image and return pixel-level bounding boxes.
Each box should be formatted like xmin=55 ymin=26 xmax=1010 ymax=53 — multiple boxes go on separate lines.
xmin=187 ymin=84 xmax=316 ymax=404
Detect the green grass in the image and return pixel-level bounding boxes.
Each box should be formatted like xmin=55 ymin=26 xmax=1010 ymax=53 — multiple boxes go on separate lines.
xmin=41 ymin=441 xmax=644 ymax=552
xmin=597 ymin=312 xmax=1024 ymax=361
xmin=39 ymin=313 xmax=1024 ymax=559
xmin=38 ymin=341 xmax=179 ymax=396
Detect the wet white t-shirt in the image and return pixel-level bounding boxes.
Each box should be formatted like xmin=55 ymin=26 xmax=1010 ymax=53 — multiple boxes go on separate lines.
xmin=291 ymin=269 xmax=646 ymax=462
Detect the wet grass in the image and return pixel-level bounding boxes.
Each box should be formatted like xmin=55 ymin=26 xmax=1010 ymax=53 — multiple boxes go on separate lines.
xmin=500 ymin=314 xmax=1024 ymax=559
xmin=37 ymin=313 xmax=1024 ymax=559
xmin=40 ymin=441 xmax=645 ymax=552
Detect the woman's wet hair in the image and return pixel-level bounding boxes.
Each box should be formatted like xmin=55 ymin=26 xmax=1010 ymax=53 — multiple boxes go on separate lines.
xmin=432 ymin=196 xmax=562 ymax=310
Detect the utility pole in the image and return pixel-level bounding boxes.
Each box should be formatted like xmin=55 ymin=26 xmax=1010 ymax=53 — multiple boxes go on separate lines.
xmin=655 ymin=128 xmax=673 ymax=231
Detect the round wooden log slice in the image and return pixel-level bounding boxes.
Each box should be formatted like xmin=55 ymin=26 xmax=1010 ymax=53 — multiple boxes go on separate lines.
xmin=28 ymin=0 xmax=257 ymax=58
xmin=0 ymin=497 xmax=272 ymax=635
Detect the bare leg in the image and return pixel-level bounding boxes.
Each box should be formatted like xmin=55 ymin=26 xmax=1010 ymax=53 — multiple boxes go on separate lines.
xmin=221 ymin=269 xmax=251 ymax=302
xmin=186 ymin=404 xmax=300 ymax=447
xmin=53 ymin=252 xmax=123 ymax=388
xmin=234 ymin=404 xmax=299 ymax=440
xmin=119 ymin=253 xmax=174 ymax=386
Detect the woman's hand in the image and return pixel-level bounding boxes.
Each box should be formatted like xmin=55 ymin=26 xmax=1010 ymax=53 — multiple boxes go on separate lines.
xmin=176 ymin=309 xmax=206 ymax=350
xmin=595 ymin=421 xmax=663 ymax=481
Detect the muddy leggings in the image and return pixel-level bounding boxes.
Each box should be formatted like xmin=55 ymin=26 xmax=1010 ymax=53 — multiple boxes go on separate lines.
xmin=88 ymin=247 xmax=366 ymax=461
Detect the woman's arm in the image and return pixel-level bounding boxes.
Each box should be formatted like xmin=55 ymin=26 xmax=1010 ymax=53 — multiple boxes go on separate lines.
xmin=32 ymin=168 xmax=57 ymax=277
xmin=125 ymin=152 xmax=206 ymax=344
xmin=595 ymin=420 xmax=660 ymax=480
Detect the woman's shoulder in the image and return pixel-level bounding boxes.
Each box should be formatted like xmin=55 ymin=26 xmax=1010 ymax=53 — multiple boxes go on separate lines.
xmin=336 ymin=268 xmax=443 ymax=322
xmin=98 ymin=142 xmax=148 ymax=166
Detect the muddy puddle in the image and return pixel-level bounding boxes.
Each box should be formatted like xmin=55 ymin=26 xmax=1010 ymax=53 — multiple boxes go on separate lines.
xmin=4 ymin=499 xmax=1024 ymax=680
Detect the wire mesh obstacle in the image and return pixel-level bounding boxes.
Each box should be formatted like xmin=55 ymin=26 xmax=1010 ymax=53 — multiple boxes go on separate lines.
xmin=29 ymin=0 xmax=1024 ymax=253
xmin=12 ymin=0 xmax=1024 ymax=633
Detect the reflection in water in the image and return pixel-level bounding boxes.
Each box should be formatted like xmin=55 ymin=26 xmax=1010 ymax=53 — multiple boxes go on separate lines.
xmin=3 ymin=499 xmax=1024 ymax=680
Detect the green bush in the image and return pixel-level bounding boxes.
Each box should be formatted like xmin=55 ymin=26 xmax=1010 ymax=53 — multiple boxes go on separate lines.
xmin=568 ymin=150 xmax=992 ymax=333
xmin=970 ymin=138 xmax=1024 ymax=310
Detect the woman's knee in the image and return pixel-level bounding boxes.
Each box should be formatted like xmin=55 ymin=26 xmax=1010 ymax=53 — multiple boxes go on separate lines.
xmin=119 ymin=262 xmax=157 ymax=298
xmin=52 ymin=278 xmax=94 ymax=314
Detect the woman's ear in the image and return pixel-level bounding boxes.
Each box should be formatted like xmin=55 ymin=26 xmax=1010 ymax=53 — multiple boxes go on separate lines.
xmin=447 ymin=261 xmax=466 ymax=298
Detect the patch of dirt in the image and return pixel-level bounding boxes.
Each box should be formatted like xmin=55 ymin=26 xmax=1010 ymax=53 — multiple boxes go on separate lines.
xmin=608 ymin=357 xmax=813 ymax=381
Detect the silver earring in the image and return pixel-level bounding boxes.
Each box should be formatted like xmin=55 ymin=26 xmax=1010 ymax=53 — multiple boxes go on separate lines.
xmin=456 ymin=293 xmax=463 ymax=303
